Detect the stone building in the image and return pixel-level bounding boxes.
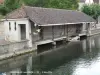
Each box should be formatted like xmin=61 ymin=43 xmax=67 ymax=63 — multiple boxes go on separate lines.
xmin=0 ymin=6 xmax=96 ymax=49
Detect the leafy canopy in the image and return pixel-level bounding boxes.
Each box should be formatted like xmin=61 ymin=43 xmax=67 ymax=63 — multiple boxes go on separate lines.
xmin=0 ymin=0 xmax=79 ymax=15
xmin=81 ymin=4 xmax=100 ymax=20
xmin=23 ymin=0 xmax=79 ymax=10
xmin=0 ymin=0 xmax=22 ymax=15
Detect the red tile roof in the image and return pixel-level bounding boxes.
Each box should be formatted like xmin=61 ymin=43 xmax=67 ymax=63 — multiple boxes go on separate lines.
xmin=0 ymin=0 xmax=4 ymax=4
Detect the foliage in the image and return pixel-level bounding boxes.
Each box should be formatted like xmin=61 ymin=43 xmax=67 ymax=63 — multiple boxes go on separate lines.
xmin=0 ymin=0 xmax=79 ymax=15
xmin=0 ymin=5 xmax=9 ymax=15
xmin=81 ymin=4 xmax=100 ymax=20
xmin=0 ymin=0 xmax=22 ymax=15
xmin=24 ymin=0 xmax=79 ymax=10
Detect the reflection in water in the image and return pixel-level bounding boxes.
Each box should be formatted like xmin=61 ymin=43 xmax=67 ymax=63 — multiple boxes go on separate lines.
xmin=1 ymin=35 xmax=100 ymax=75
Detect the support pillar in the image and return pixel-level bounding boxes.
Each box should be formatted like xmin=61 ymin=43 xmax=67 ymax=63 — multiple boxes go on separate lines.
xmin=63 ymin=25 xmax=66 ymax=43
xmin=52 ymin=26 xmax=56 ymax=48
xmin=26 ymin=21 xmax=32 ymax=47
xmin=66 ymin=25 xmax=69 ymax=41
xmin=52 ymin=26 xmax=54 ymax=41
xmin=52 ymin=42 xmax=56 ymax=49
xmin=64 ymin=25 xmax=66 ymax=36
xmin=39 ymin=26 xmax=43 ymax=40
xmin=82 ymin=23 xmax=87 ymax=33
xmin=52 ymin=42 xmax=56 ymax=46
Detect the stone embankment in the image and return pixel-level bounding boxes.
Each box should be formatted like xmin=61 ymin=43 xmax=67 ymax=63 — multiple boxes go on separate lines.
xmin=0 ymin=48 xmax=36 ymax=61
xmin=0 ymin=40 xmax=36 ymax=61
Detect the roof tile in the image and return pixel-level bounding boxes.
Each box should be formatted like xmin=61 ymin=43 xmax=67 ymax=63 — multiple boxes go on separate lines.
xmin=6 ymin=6 xmax=95 ymax=25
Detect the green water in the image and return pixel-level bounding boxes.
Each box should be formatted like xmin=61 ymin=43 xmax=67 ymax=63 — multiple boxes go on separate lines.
xmin=0 ymin=35 xmax=100 ymax=75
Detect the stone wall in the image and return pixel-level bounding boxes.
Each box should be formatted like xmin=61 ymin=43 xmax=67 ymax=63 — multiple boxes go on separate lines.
xmin=89 ymin=23 xmax=100 ymax=36
xmin=0 ymin=40 xmax=28 ymax=55
xmin=90 ymin=28 xmax=100 ymax=36
xmin=0 ymin=22 xmax=5 ymax=40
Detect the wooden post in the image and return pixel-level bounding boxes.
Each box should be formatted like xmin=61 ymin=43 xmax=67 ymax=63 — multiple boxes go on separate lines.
xmin=87 ymin=23 xmax=90 ymax=36
xmin=63 ymin=25 xmax=66 ymax=43
xmin=67 ymin=25 xmax=68 ymax=41
xmin=52 ymin=26 xmax=54 ymax=40
xmin=39 ymin=26 xmax=43 ymax=40
xmin=86 ymin=23 xmax=89 ymax=35
xmin=52 ymin=26 xmax=56 ymax=47
xmin=64 ymin=25 xmax=66 ymax=36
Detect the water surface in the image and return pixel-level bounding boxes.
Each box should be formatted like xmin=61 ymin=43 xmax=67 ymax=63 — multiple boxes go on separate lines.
xmin=0 ymin=35 xmax=100 ymax=75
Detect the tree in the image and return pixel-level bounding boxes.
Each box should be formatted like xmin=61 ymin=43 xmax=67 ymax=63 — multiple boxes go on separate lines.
xmin=0 ymin=5 xmax=9 ymax=15
xmin=0 ymin=0 xmax=79 ymax=15
xmin=24 ymin=0 xmax=79 ymax=10
xmin=81 ymin=4 xmax=100 ymax=20
xmin=0 ymin=0 xmax=22 ymax=15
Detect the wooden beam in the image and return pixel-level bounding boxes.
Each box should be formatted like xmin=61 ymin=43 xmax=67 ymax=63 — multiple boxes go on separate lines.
xmin=66 ymin=25 xmax=68 ymax=41
xmin=38 ymin=22 xmax=95 ymax=26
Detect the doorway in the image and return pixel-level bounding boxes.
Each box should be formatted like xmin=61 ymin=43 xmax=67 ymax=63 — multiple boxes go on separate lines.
xmin=20 ymin=24 xmax=26 ymax=40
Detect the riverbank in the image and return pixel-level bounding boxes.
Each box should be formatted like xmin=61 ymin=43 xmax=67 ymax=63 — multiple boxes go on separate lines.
xmin=0 ymin=48 xmax=36 ymax=61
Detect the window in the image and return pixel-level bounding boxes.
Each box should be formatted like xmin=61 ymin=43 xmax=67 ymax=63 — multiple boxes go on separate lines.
xmin=15 ymin=22 xmax=16 ymax=30
xmin=9 ymin=22 xmax=11 ymax=31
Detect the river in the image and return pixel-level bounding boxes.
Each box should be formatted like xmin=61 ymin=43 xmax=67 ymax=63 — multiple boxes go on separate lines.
xmin=0 ymin=35 xmax=100 ymax=75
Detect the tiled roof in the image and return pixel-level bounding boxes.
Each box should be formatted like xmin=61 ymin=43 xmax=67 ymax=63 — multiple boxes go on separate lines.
xmin=6 ymin=6 xmax=27 ymax=19
xmin=80 ymin=0 xmax=99 ymax=4
xmin=6 ymin=6 xmax=95 ymax=25
xmin=0 ymin=0 xmax=4 ymax=4
xmin=80 ymin=0 xmax=85 ymax=2
xmin=93 ymin=0 xmax=99 ymax=3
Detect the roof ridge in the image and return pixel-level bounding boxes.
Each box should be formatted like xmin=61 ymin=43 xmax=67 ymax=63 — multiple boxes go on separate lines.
xmin=24 ymin=6 xmax=78 ymax=12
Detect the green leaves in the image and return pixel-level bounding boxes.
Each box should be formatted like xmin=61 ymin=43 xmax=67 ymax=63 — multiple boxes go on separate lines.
xmin=24 ymin=0 xmax=79 ymax=10
xmin=0 ymin=5 xmax=9 ymax=15
xmin=0 ymin=0 xmax=22 ymax=15
xmin=82 ymin=4 xmax=100 ymax=20
xmin=0 ymin=0 xmax=79 ymax=16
